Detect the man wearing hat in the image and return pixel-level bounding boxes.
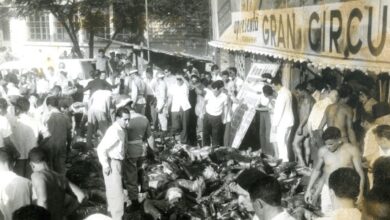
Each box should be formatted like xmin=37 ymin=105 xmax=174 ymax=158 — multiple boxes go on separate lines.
xmin=168 ymin=74 xmax=191 ymax=145
xmin=151 ymin=71 xmax=168 ymax=140
xmin=124 ymin=64 xmax=147 ymax=115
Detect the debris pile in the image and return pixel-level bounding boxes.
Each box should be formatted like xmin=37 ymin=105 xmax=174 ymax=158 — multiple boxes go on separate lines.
xmin=66 ymin=139 xmax=316 ymax=220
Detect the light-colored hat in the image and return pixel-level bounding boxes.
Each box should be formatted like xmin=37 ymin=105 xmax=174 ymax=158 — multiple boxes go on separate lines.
xmin=116 ymin=97 xmax=133 ymax=109
xmin=157 ymin=72 xmax=165 ymax=78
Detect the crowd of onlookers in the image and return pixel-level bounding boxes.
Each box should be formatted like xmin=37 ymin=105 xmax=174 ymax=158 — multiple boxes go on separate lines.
xmin=0 ymin=47 xmax=389 ymax=220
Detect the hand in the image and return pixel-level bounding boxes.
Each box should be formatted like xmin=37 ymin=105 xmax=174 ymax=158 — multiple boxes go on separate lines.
xmin=304 ymin=191 xmax=312 ymax=204
xmin=297 ymin=126 xmax=303 ymax=135
xmin=103 ymin=166 xmax=112 ymax=176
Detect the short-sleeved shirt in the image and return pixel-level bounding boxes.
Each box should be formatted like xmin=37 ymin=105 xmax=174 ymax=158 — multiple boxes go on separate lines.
xmin=0 ymin=115 xmax=12 ymax=148
xmin=204 ymin=90 xmax=228 ymax=116
xmin=126 ymin=111 xmax=151 ymax=158
xmin=0 ymin=171 xmax=31 ymax=220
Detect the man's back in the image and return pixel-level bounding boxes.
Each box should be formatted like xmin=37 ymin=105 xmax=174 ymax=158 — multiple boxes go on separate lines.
xmin=126 ymin=112 xmax=151 ymax=158
xmin=325 ymin=103 xmax=353 ymax=140
xmin=31 ymin=170 xmax=68 ymax=220
xmin=47 ymin=112 xmax=71 ymax=147
xmin=0 ymin=171 xmax=31 ymax=220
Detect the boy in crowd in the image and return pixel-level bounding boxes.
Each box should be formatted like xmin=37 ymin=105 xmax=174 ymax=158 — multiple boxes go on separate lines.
xmin=304 ymin=127 xmax=364 ymax=214
xmin=249 ymin=174 xmax=296 ymax=220
xmin=316 ymin=168 xmax=361 ymax=220
xmin=29 ymin=147 xmax=85 ymax=220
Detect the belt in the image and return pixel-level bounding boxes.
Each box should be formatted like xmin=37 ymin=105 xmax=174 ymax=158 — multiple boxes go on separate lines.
xmin=128 ymin=139 xmax=143 ymax=144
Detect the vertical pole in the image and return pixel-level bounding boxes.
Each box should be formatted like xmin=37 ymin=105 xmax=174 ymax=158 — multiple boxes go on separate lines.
xmin=145 ymin=0 xmax=151 ymax=63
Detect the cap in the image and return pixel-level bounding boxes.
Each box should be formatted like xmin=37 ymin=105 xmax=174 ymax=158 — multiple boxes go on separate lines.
xmin=157 ymin=72 xmax=165 ymax=78
xmin=116 ymin=97 xmax=133 ymax=109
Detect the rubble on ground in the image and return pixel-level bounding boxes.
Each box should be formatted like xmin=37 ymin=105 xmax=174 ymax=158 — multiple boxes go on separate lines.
xmin=66 ymin=137 xmax=316 ymax=220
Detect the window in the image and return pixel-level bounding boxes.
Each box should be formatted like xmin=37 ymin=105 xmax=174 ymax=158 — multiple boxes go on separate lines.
xmin=0 ymin=19 xmax=10 ymax=41
xmin=28 ymin=13 xmax=50 ymax=41
xmin=54 ymin=20 xmax=70 ymax=41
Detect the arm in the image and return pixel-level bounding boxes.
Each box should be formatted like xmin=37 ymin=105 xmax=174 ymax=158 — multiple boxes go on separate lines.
xmin=272 ymin=93 xmax=286 ymax=129
xmin=31 ymin=173 xmax=48 ymax=209
xmin=318 ymin=106 xmax=329 ymax=131
xmin=131 ymin=80 xmax=138 ymax=103
xmin=351 ymin=147 xmax=365 ymax=198
xmin=304 ymin=149 xmax=325 ymax=203
xmin=67 ymin=181 xmax=86 ymax=203
xmin=145 ymin=124 xmax=155 ymax=151
xmin=347 ymin=109 xmax=357 ymax=146
xmin=96 ymin=128 xmax=118 ymax=173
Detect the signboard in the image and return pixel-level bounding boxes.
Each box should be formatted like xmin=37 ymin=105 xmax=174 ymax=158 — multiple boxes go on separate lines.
xmin=230 ymin=63 xmax=280 ymax=149
xmin=212 ymin=0 xmax=390 ymax=72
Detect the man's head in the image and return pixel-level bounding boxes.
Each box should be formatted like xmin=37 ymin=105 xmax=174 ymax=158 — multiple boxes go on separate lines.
xmin=327 ymin=90 xmax=339 ymax=103
xmin=365 ymin=184 xmax=390 ymax=220
xmin=176 ymin=75 xmax=185 ymax=86
xmin=50 ymin=85 xmax=62 ymax=97
xmin=262 ymin=85 xmax=274 ymax=98
xmin=205 ymin=72 xmax=212 ymax=82
xmin=0 ymin=148 xmax=14 ymax=171
xmin=28 ymin=147 xmax=49 ymax=172
xmin=115 ymin=107 xmax=130 ymax=129
xmin=20 ymin=75 xmax=27 ymax=84
xmin=211 ymin=64 xmax=219 ymax=74
xmin=98 ymin=49 xmax=104 ymax=57
xmin=99 ymin=71 xmax=107 ymax=80
xmin=337 ymin=84 xmax=352 ymax=102
xmin=249 ymin=175 xmax=282 ymax=218
xmin=146 ymin=67 xmax=153 ymax=79
xmin=373 ymin=125 xmax=390 ymax=149
xmin=270 ymin=74 xmax=282 ymax=89
xmin=322 ymin=127 xmax=342 ymax=152
xmin=211 ymin=80 xmax=224 ymax=97
xmin=164 ymin=68 xmax=171 ymax=76
xmin=295 ymin=83 xmax=309 ymax=98
xmin=12 ymin=204 xmax=51 ymax=220
xmin=16 ymin=97 xmax=30 ymax=114
xmin=46 ymin=96 xmax=59 ymax=109
xmin=358 ymin=89 xmax=371 ymax=104
xmin=329 ymin=168 xmax=360 ymax=202
xmin=190 ymin=75 xmax=200 ymax=85
xmin=228 ymin=67 xmax=238 ymax=79
xmin=221 ymin=70 xmax=230 ymax=82
xmin=372 ymin=156 xmax=390 ymax=187
xmin=109 ymin=51 xmax=115 ymax=58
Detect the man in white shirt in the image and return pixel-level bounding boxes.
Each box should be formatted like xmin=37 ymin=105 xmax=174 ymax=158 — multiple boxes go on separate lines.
xmin=249 ymin=174 xmax=296 ymax=220
xmin=124 ymin=65 xmax=147 ymax=115
xmin=211 ymin=64 xmax=222 ymax=81
xmin=0 ymin=98 xmax=18 ymax=161
xmin=228 ymin=67 xmax=244 ymax=96
xmin=315 ymin=168 xmax=361 ymax=220
xmin=152 ymin=72 xmax=168 ymax=139
xmin=169 ymin=75 xmax=191 ymax=145
xmin=95 ymin=49 xmax=113 ymax=75
xmin=203 ymin=80 xmax=228 ymax=147
xmin=0 ymin=148 xmax=32 ymax=220
xmin=97 ymin=107 xmax=130 ymax=220
xmin=87 ymin=89 xmax=112 ymax=148
xmin=271 ymin=76 xmax=294 ymax=162
xmin=12 ymin=97 xmax=39 ymax=178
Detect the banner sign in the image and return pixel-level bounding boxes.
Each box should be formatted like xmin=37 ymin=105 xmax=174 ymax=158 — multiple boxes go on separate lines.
xmin=230 ymin=63 xmax=280 ymax=149
xmin=213 ymin=0 xmax=390 ymax=72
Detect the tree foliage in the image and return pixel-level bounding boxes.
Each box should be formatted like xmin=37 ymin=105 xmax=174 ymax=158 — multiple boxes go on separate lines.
xmin=148 ymin=0 xmax=210 ymax=38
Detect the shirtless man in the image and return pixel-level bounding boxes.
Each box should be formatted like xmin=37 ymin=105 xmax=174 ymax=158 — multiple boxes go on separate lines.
xmin=29 ymin=147 xmax=85 ymax=220
xmin=319 ymin=85 xmax=357 ymax=146
xmin=293 ymin=84 xmax=315 ymax=166
xmin=304 ymin=127 xmax=364 ymax=214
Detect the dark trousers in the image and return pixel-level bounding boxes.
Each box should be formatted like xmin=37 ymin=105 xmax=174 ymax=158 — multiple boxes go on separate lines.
xmin=171 ymin=109 xmax=190 ymax=144
xmin=146 ymin=95 xmax=157 ymax=127
xmin=259 ymin=111 xmax=273 ymax=155
xmin=122 ymin=157 xmax=145 ymax=201
xmin=203 ymin=113 xmax=224 ymax=147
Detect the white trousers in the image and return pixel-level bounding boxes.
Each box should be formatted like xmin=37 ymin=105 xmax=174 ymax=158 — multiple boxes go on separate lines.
xmin=276 ymin=126 xmax=292 ymax=162
xmin=103 ymin=159 xmax=124 ymax=220
xmin=321 ymin=183 xmax=333 ymax=214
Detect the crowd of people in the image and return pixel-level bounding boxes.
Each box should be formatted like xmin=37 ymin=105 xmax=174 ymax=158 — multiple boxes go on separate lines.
xmin=0 ymin=48 xmax=389 ymax=220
